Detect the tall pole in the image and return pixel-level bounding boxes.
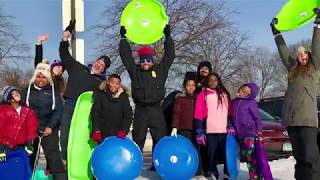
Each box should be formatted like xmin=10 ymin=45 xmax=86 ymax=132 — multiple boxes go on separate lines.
xmin=71 ymin=0 xmax=76 ymax=58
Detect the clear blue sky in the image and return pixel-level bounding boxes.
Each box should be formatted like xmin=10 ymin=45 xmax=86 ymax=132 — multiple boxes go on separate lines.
xmin=0 ymin=0 xmax=315 ymax=70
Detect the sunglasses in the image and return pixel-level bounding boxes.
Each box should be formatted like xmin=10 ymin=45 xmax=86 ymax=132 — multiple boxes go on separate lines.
xmin=139 ymin=55 xmax=154 ymax=64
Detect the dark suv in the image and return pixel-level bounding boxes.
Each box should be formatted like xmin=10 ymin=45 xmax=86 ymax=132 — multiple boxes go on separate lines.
xmin=258 ymin=96 xmax=320 ymax=153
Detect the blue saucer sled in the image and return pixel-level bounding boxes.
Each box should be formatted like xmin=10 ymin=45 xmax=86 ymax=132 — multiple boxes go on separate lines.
xmin=153 ymin=135 xmax=199 ymax=180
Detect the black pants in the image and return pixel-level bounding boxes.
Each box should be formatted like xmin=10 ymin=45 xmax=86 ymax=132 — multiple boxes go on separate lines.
xmin=60 ymin=102 xmax=75 ymax=161
xmin=30 ymin=128 xmax=67 ymax=180
xmin=132 ymin=103 xmax=167 ymax=151
xmin=206 ymin=133 xmax=228 ymax=177
xmin=288 ymin=126 xmax=320 ymax=180
xmin=178 ymin=129 xmax=204 ymax=175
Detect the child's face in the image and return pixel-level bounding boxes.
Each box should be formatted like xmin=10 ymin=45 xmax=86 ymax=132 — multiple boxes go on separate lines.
xmin=107 ymin=77 xmax=121 ymax=94
xmin=199 ymin=67 xmax=210 ymax=77
xmin=11 ymin=90 xmax=21 ymax=103
xmin=185 ymin=80 xmax=196 ymax=95
xmin=52 ymin=66 xmax=63 ymax=77
xmin=237 ymin=86 xmax=251 ymax=98
xmin=208 ymin=75 xmax=218 ymax=89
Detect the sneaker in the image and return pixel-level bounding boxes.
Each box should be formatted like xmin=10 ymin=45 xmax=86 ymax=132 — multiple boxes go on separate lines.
xmin=223 ymin=173 xmax=230 ymax=180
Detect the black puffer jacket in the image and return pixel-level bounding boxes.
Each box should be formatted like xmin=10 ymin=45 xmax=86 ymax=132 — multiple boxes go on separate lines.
xmin=91 ymin=90 xmax=133 ymax=138
xmin=21 ymin=84 xmax=63 ymax=129
xmin=59 ymin=41 xmax=104 ymax=101
xmin=119 ymin=37 xmax=175 ymax=105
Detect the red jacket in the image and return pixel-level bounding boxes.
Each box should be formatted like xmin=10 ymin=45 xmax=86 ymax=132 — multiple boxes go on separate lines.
xmin=0 ymin=105 xmax=38 ymax=148
xmin=172 ymin=94 xmax=196 ymax=130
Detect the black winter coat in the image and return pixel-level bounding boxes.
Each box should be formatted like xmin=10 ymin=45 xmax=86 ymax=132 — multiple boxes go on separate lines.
xmin=21 ymin=85 xmax=63 ymax=130
xmin=91 ymin=90 xmax=133 ymax=138
xmin=59 ymin=41 xmax=104 ymax=101
xmin=119 ymin=37 xmax=175 ymax=105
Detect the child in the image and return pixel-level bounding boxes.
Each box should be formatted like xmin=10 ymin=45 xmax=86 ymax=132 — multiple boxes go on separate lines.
xmin=231 ymin=83 xmax=262 ymax=180
xmin=21 ymin=61 xmax=67 ymax=179
xmin=0 ymin=86 xmax=38 ymax=161
xmin=119 ymin=25 xmax=175 ymax=152
xmin=91 ymin=74 xmax=133 ymax=143
xmin=171 ymin=72 xmax=197 ymax=140
xmin=194 ymin=72 xmax=231 ymax=180
xmin=35 ymin=34 xmax=65 ymax=95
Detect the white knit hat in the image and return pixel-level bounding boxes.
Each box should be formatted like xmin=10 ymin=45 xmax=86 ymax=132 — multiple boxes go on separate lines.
xmin=26 ymin=59 xmax=55 ymax=110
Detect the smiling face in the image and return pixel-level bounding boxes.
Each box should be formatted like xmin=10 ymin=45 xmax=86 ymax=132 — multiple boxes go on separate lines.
xmin=297 ymin=51 xmax=309 ymax=66
xmin=92 ymin=59 xmax=106 ymax=74
xmin=10 ymin=90 xmax=21 ymax=103
xmin=35 ymin=73 xmax=49 ymax=87
xmin=185 ymin=80 xmax=196 ymax=96
xmin=52 ymin=66 xmax=63 ymax=77
xmin=208 ymin=74 xmax=218 ymax=90
xmin=140 ymin=59 xmax=154 ymax=70
xmin=107 ymin=77 xmax=121 ymax=94
xmin=199 ymin=66 xmax=210 ymax=77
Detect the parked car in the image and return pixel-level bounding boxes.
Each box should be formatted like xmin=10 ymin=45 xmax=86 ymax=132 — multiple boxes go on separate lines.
xmin=259 ymin=109 xmax=292 ymax=160
xmin=259 ymin=96 xmax=320 ymax=157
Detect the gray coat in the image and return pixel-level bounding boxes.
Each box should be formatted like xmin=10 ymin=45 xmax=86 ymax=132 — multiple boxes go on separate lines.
xmin=275 ymin=28 xmax=320 ymax=128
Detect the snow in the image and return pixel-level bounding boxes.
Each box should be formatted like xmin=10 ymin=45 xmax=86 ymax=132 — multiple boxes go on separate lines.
xmin=137 ymin=156 xmax=296 ymax=180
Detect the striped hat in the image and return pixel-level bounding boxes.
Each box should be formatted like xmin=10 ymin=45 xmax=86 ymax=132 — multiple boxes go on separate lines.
xmin=1 ymin=86 xmax=18 ymax=102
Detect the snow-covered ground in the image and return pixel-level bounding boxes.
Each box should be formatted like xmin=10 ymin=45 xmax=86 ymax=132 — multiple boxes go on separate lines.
xmin=137 ymin=157 xmax=295 ymax=180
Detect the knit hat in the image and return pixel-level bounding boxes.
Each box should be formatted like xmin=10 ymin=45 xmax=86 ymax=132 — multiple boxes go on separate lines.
xmin=98 ymin=56 xmax=111 ymax=71
xmin=137 ymin=46 xmax=155 ymax=63
xmin=1 ymin=86 xmax=18 ymax=102
xmin=26 ymin=60 xmax=55 ymax=110
xmin=51 ymin=59 xmax=65 ymax=73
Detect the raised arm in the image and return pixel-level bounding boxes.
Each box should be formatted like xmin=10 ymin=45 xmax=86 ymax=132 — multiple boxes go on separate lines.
xmin=159 ymin=25 xmax=175 ymax=76
xmin=312 ymin=8 xmax=320 ymax=70
xmin=119 ymin=26 xmax=137 ymax=75
xmin=34 ymin=34 xmax=48 ymax=67
xmin=271 ymin=18 xmax=296 ymax=70
xmin=59 ymin=30 xmax=79 ymax=71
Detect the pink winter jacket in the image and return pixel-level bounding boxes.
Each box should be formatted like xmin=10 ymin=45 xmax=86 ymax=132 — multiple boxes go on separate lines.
xmin=194 ymin=88 xmax=229 ymax=134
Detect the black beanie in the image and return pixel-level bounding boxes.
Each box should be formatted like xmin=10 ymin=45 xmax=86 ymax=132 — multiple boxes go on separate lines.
xmin=99 ymin=56 xmax=111 ymax=70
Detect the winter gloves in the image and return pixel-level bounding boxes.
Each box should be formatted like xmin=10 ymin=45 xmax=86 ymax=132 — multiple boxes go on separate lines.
xmin=196 ymin=129 xmax=205 ymax=145
xmin=91 ymin=130 xmax=127 ymax=142
xmin=314 ymin=8 xmax=320 ymax=26
xmin=270 ymin=18 xmax=280 ymax=36
xmin=91 ymin=130 xmax=102 ymax=143
xmin=117 ymin=130 xmax=126 ymax=139
xmin=171 ymin=128 xmax=177 ymax=137
xmin=120 ymin=26 xmax=127 ymax=39
xmin=0 ymin=144 xmax=6 ymax=162
xmin=65 ymin=19 xmax=76 ymax=33
xmin=163 ymin=25 xmax=171 ymax=37
xmin=24 ymin=140 xmax=34 ymax=155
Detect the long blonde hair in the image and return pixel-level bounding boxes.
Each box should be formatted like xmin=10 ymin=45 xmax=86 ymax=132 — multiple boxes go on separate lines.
xmin=288 ymin=51 xmax=315 ymax=80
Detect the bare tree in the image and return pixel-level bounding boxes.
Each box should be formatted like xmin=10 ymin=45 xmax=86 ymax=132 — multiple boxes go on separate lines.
xmin=0 ymin=7 xmax=30 ymax=70
xmin=0 ymin=68 xmax=32 ymax=90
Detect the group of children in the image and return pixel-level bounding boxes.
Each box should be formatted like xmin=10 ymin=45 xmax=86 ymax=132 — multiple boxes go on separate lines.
xmin=0 ymin=19 xmax=264 ymax=180
xmin=170 ymin=62 xmax=263 ymax=180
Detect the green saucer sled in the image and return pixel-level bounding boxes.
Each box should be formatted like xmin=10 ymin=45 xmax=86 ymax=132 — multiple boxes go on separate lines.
xmin=120 ymin=0 xmax=169 ymax=44
xmin=275 ymin=0 xmax=320 ymax=31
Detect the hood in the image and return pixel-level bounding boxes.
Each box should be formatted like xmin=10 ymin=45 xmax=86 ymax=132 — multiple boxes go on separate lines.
xmin=242 ymin=83 xmax=259 ymax=100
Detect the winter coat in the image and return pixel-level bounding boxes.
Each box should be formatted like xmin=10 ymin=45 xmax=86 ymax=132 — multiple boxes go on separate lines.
xmin=59 ymin=41 xmax=104 ymax=101
xmin=119 ymin=37 xmax=175 ymax=105
xmin=172 ymin=94 xmax=196 ymax=130
xmin=35 ymin=44 xmax=65 ymax=96
xmin=274 ymin=28 xmax=320 ymax=127
xmin=231 ymin=83 xmax=262 ymax=138
xmin=91 ymin=89 xmax=133 ymax=138
xmin=0 ymin=105 xmax=38 ymax=148
xmin=194 ymin=88 xmax=229 ymax=133
xmin=21 ymin=84 xmax=63 ymax=129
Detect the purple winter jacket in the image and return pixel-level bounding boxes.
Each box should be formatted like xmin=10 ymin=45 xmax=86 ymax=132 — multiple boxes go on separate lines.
xmin=231 ymin=83 xmax=262 ymax=138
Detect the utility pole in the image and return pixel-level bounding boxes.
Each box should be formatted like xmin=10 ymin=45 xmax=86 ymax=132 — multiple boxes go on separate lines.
xmin=62 ymin=0 xmax=85 ymax=64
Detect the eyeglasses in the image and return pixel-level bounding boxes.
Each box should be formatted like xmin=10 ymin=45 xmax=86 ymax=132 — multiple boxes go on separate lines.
xmin=139 ymin=56 xmax=154 ymax=64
